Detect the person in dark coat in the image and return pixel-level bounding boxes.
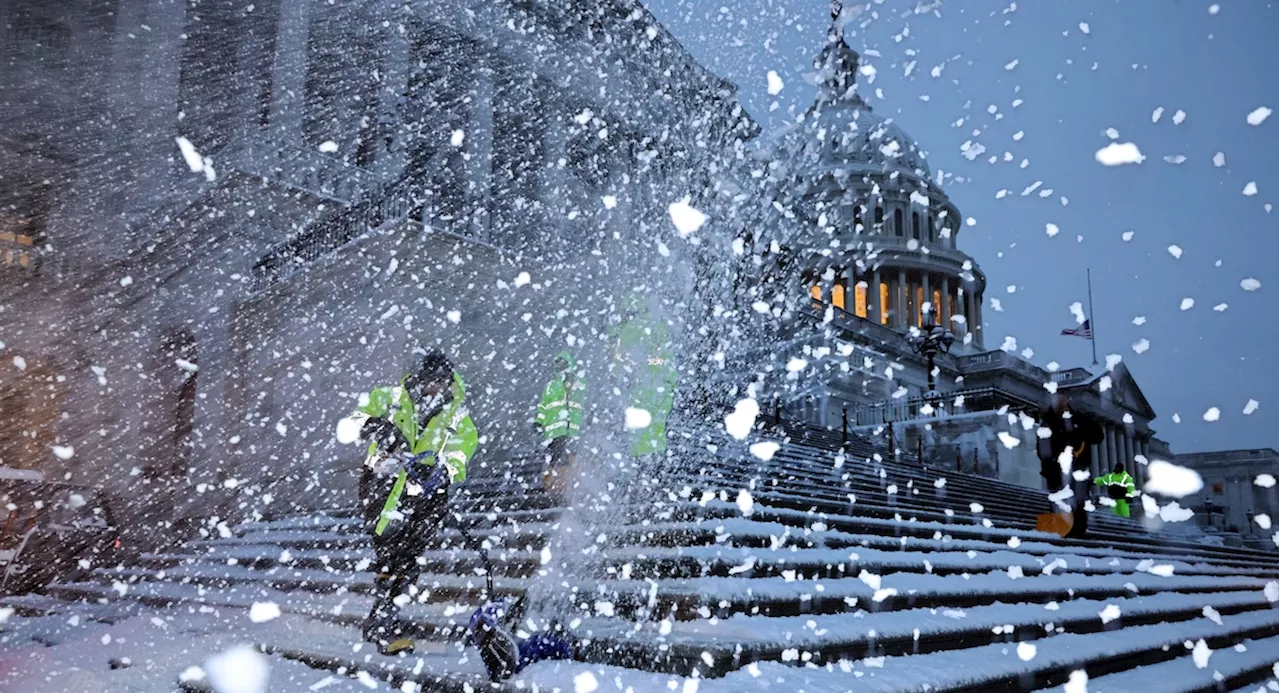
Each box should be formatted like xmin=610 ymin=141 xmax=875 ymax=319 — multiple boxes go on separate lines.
xmin=1038 ymin=393 xmax=1105 ymax=539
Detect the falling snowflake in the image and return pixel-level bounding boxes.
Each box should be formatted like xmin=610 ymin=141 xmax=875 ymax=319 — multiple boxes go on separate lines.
xmin=1016 ymin=642 xmax=1037 ymax=661
xmin=1203 ymin=407 xmax=1220 ymax=422
xmin=736 ymin=489 xmax=755 ymax=516
xmin=1098 ymin=604 xmax=1121 ymax=624
xmin=749 ymin=441 xmax=781 ymax=461
xmin=318 ymin=140 xmax=339 ymax=153
xmin=1191 ymin=639 xmax=1212 ymax=669
xmin=1144 ymin=460 xmax=1204 ymax=497
xmin=1240 ymin=278 xmax=1262 ymax=291
xmin=1167 ymin=245 xmax=1183 ymax=258
xmin=1045 ymin=223 xmax=1060 ymax=237
xmin=1243 ymin=182 xmax=1258 ymax=196
xmin=1094 ymin=141 xmax=1144 ymax=165
xmin=573 ymin=671 xmax=599 ymax=693
xmin=248 ymin=601 xmax=281 ymax=623
xmin=766 ymin=70 xmax=784 ymax=95
xmin=1132 ymin=338 xmax=1150 ymax=354
xmin=51 ymin=445 xmax=75 ymax=460
xmin=204 ymin=646 xmax=270 ymax=693
xmin=1246 ymin=106 xmax=1273 ymax=125
xmin=668 ymin=199 xmax=708 ymax=237
xmin=623 ymin=408 xmax=652 ymax=431
xmin=724 ymin=399 xmax=759 ymax=440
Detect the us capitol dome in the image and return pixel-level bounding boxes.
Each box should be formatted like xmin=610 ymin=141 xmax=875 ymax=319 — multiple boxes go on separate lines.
xmin=771 ymin=9 xmax=987 ymax=351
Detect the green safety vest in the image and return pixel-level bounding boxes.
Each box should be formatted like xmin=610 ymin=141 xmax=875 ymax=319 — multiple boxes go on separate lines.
xmin=613 ymin=309 xmax=678 ymax=456
xmin=537 ymin=352 xmax=585 ymax=440
xmin=357 ymin=372 xmax=478 ymax=536
xmin=1094 ymin=471 xmax=1136 ymax=497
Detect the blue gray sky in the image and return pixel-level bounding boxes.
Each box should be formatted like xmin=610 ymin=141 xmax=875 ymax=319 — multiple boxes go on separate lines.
xmin=644 ymin=0 xmax=1279 ymax=454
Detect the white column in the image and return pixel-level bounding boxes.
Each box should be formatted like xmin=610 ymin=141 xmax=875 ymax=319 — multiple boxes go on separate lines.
xmin=540 ymin=110 xmax=569 ymax=219
xmin=940 ymin=277 xmax=951 ymax=331
xmin=922 ymin=272 xmax=932 ymax=321
xmin=1102 ymin=426 xmax=1115 ymax=472
xmin=1124 ymin=432 xmax=1135 ymax=476
xmin=870 ymin=269 xmax=882 ymax=323
xmin=466 ymin=63 xmax=495 ymax=241
xmin=964 ymin=290 xmax=977 ymax=344
xmin=896 ymin=268 xmax=907 ymax=328
xmin=374 ymin=20 xmax=411 ymax=176
xmin=974 ymin=291 xmax=984 ymax=348
xmin=270 ymin=0 xmax=313 ymax=146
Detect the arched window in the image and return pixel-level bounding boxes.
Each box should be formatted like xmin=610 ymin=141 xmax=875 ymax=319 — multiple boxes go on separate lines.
xmin=854 ymin=282 xmax=868 ymax=318
xmin=874 ymin=206 xmax=884 ymax=228
xmin=810 ymin=285 xmax=822 ymax=302
xmin=853 ymin=206 xmax=863 ymax=232
xmin=912 ymin=212 xmax=921 ymax=240
xmin=894 ymin=208 xmax=904 ymax=237
xmin=933 ymin=290 xmax=943 ymax=321
xmin=928 ymin=217 xmax=936 ymax=243
xmin=832 ymin=283 xmax=846 ymax=310
xmin=916 ymin=286 xmax=925 ymax=326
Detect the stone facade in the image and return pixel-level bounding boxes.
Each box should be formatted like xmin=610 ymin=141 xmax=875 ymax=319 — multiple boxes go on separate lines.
xmin=1175 ymin=448 xmax=1279 ymax=549
xmin=0 ymin=0 xmax=780 ymax=544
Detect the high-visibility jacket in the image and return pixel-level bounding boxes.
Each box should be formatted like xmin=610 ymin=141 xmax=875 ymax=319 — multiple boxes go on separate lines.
xmin=1094 ymin=470 xmax=1136 ymax=498
xmin=537 ymin=351 xmax=585 ymax=441
xmin=355 ymin=372 xmax=478 ymax=536
xmin=613 ymin=296 xmax=678 ymax=456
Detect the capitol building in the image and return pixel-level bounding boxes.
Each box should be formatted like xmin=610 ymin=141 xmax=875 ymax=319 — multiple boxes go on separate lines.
xmin=2 ymin=0 xmax=1266 ymax=545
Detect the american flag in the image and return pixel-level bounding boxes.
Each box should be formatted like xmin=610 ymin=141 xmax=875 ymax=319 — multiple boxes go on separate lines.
xmin=1061 ymin=319 xmax=1093 ymax=339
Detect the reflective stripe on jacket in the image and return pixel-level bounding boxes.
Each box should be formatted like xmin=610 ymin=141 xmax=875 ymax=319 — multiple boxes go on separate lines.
xmin=356 ymin=372 xmax=478 ymax=536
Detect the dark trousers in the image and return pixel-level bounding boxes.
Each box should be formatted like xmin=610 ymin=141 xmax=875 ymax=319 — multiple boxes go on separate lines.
xmin=1043 ymin=462 xmax=1090 ymax=539
xmin=361 ymin=478 xmax=449 ymax=644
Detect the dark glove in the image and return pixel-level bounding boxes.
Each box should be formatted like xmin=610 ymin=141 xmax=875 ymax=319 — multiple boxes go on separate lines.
xmin=405 ymin=459 xmax=450 ymax=496
xmin=361 ymin=417 xmax=403 ymax=452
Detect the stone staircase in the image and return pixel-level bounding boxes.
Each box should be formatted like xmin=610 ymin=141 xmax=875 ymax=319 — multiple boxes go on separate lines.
xmin=3 ymin=429 xmax=1276 ymax=692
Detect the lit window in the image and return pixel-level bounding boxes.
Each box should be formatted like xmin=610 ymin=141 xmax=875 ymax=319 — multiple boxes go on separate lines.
xmin=854 ymin=282 xmax=868 ymax=318
xmin=916 ymin=286 xmax=925 ymax=326
xmin=933 ymin=290 xmax=943 ymax=319
xmin=810 ymin=285 xmax=822 ymax=302
xmin=1212 ymin=483 xmax=1224 ymax=494
xmin=832 ymin=284 xmax=845 ymax=310
xmin=879 ymin=283 xmax=889 ymax=324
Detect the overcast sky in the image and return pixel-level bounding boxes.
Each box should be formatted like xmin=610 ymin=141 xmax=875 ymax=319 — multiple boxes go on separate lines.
xmin=644 ymin=0 xmax=1278 ymax=454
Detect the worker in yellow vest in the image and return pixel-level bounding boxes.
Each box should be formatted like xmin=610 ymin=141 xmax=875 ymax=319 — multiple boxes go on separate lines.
xmin=535 ymin=351 xmax=585 ymax=494
xmin=1095 ymin=462 xmax=1137 ymax=518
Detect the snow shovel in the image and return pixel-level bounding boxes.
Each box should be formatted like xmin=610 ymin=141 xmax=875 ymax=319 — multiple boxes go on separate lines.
xmin=1036 ymin=512 xmax=1074 ymax=537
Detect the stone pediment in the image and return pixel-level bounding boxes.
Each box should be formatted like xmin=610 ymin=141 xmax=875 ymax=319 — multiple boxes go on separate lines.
xmin=1102 ymin=363 xmax=1157 ymax=421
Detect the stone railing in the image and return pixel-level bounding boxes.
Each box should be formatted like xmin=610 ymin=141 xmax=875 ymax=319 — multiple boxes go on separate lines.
xmin=1050 ymin=368 xmax=1092 ymax=385
xmin=249 ymin=178 xmax=416 ymax=294
xmin=852 ymin=386 xmax=1039 ymax=426
xmin=956 ymin=350 xmax=1047 ymax=382
xmin=222 ymin=128 xmax=370 ymax=205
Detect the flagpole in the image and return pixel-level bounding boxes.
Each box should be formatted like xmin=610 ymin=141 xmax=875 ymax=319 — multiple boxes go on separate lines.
xmin=1086 ymin=268 xmax=1098 ymax=366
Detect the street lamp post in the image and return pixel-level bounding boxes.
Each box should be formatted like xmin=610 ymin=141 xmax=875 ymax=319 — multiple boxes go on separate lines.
xmin=906 ymin=305 xmax=955 ymax=410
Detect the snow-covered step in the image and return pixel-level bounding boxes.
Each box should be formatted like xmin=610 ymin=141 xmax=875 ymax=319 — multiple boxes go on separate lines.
xmin=1233 ymin=680 xmax=1279 ymax=693
xmin=577 ymin=589 xmax=1276 ymax=677
xmin=177 ymin=648 xmax=406 ymax=693
xmin=259 ymin=626 xmax=487 ymax=693
xmin=46 ymin=577 xmax=483 ymax=640
xmin=524 ymin=608 xmax=1277 ymax=693
xmin=1032 ymin=635 xmax=1279 ymax=693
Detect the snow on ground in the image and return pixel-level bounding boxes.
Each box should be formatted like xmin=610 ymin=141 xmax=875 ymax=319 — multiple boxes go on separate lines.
xmin=0 ymin=605 xmax=397 ymax=693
